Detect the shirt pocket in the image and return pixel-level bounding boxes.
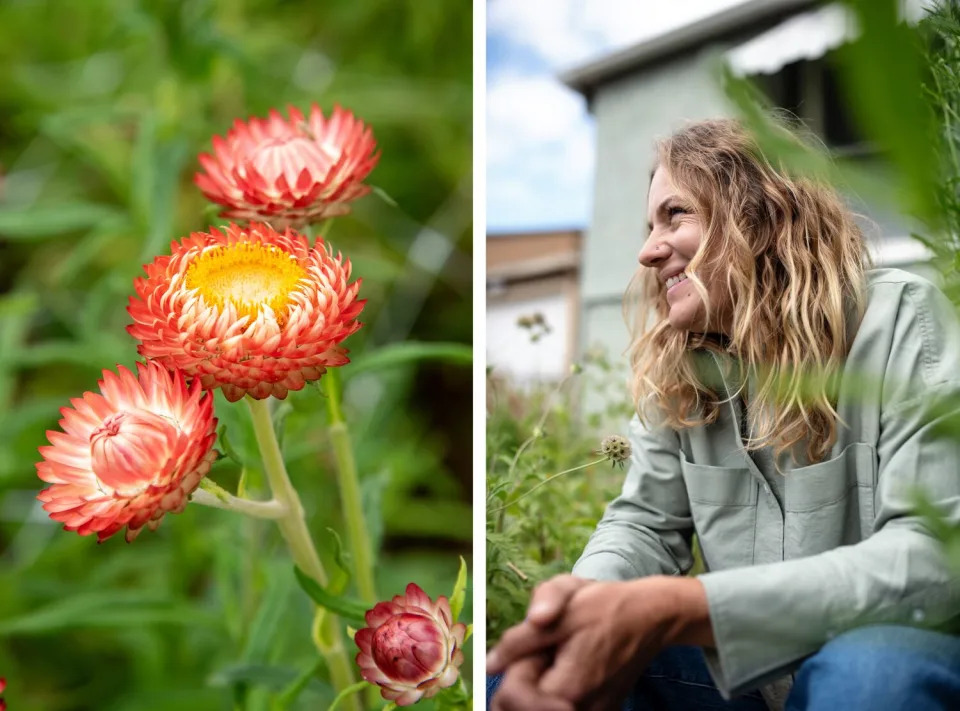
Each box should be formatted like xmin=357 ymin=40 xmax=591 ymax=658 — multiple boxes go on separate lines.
xmin=679 ymin=455 xmax=758 ymax=571
xmin=784 ymin=442 xmax=877 ymax=558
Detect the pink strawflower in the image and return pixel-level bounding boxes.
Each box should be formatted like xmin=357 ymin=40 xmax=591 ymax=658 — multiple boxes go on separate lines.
xmin=126 ymin=222 xmax=364 ymax=401
xmin=36 ymin=362 xmax=217 ymax=543
xmin=355 ymin=583 xmax=467 ymax=706
xmin=195 ymin=104 xmax=378 ymax=227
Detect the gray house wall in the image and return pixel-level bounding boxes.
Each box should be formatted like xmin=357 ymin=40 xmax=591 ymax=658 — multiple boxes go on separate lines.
xmin=580 ymin=47 xmax=732 ymax=382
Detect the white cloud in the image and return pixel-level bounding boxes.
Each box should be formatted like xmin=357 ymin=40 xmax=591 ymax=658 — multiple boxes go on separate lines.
xmin=486 ymin=0 xmax=749 ymax=230
xmin=488 ymin=0 xmax=748 ymax=70
xmin=486 ymin=72 xmax=595 ymax=229
xmin=487 ymin=75 xmax=584 ymax=144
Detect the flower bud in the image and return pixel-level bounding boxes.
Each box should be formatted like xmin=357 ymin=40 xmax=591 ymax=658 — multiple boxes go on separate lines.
xmin=355 ymin=583 xmax=467 ymax=707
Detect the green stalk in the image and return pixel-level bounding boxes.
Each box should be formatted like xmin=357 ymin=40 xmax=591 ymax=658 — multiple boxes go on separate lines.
xmin=490 ymin=457 xmax=610 ymax=514
xmin=245 ymin=396 xmax=360 ymax=711
xmin=324 ymin=368 xmax=377 ymax=605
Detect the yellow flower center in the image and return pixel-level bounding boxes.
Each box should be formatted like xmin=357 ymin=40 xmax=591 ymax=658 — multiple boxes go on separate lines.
xmin=185 ymin=242 xmax=306 ymax=324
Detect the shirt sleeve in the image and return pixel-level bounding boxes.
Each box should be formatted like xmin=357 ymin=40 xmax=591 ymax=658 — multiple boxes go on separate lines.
xmin=572 ymin=413 xmax=694 ymax=581
xmin=698 ymin=278 xmax=960 ymax=697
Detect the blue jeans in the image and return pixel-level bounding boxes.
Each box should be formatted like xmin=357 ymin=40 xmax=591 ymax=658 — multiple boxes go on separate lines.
xmin=486 ymin=625 xmax=960 ymax=710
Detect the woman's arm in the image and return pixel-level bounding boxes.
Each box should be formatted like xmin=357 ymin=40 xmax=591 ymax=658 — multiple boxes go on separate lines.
xmin=572 ymin=413 xmax=694 ymax=581
xmin=698 ymin=277 xmax=960 ymax=698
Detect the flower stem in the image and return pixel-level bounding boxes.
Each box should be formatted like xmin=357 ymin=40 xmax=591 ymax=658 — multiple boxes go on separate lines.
xmin=326 ymin=681 xmax=369 ymax=711
xmin=191 ymin=484 xmax=287 ymax=519
xmin=489 ymin=457 xmax=610 ymax=513
xmin=245 ymin=396 xmax=359 ymax=709
xmin=323 ymin=368 xmax=377 ymax=605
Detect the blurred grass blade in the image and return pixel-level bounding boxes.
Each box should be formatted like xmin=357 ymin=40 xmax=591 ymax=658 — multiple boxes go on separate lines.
xmin=449 ymin=556 xmax=467 ymax=623
xmin=133 ymin=112 xmax=189 ymax=260
xmin=209 ymin=662 xmax=326 ymax=692
xmin=272 ymin=659 xmax=326 ymax=711
xmin=0 ymin=591 xmax=213 ymax=635
xmin=293 ymin=567 xmax=368 ymax=623
xmin=0 ymin=202 xmax=122 ymax=240
xmin=836 ymin=0 xmax=939 ymax=222
xmin=371 ymin=185 xmax=398 ymax=207
xmin=242 ymin=566 xmax=294 ymax=664
xmin=346 ymin=341 xmax=472 ymax=377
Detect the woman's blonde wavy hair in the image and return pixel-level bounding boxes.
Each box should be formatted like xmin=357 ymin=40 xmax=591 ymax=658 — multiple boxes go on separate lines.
xmin=626 ymin=118 xmax=869 ymax=464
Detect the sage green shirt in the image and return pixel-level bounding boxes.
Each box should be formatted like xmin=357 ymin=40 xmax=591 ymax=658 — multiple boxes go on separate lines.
xmin=572 ymin=268 xmax=960 ymax=698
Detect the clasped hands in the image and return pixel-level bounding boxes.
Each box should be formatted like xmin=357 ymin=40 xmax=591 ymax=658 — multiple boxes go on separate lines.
xmin=486 ymin=574 xmax=713 ymax=711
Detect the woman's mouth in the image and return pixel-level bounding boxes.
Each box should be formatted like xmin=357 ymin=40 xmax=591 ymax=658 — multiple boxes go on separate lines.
xmin=666 ymin=271 xmax=688 ymax=294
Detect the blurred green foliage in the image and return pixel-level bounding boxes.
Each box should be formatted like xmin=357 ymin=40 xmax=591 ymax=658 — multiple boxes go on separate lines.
xmin=724 ymin=0 xmax=960 ymax=575
xmin=485 ymin=350 xmax=632 ymax=644
xmin=0 ymin=0 xmax=472 ymax=709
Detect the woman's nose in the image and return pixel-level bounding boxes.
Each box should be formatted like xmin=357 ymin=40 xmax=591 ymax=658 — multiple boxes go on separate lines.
xmin=638 ymin=237 xmax=668 ymax=268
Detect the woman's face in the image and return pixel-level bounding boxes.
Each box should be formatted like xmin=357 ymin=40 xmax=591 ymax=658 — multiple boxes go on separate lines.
xmin=639 ymin=166 xmax=729 ymax=334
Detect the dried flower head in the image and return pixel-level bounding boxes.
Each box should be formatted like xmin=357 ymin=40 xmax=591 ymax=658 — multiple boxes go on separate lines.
xmin=195 ymin=104 xmax=378 ymax=227
xmin=600 ymin=434 xmax=632 ymax=468
xmin=127 ymin=222 xmax=364 ymax=401
xmin=36 ymin=362 xmax=217 ymax=543
xmin=355 ymin=583 xmax=467 ymax=706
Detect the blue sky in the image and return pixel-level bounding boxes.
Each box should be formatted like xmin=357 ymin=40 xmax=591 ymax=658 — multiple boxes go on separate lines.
xmin=486 ymin=0 xmax=746 ymax=233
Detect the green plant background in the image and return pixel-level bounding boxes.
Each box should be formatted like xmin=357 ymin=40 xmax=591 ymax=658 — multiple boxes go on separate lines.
xmin=0 ymin=1 xmax=472 ymax=709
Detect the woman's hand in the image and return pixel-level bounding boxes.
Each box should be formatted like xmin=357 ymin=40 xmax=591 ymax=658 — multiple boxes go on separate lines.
xmin=488 ymin=574 xmax=714 ymax=710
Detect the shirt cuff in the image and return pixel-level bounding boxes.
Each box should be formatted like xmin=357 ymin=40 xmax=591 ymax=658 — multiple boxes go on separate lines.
xmin=571 ymin=551 xmax=644 ymax=581
xmin=698 ymin=569 xmax=811 ymax=698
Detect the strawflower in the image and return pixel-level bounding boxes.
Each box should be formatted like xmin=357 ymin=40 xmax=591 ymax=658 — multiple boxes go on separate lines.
xmin=355 ymin=583 xmax=467 ymax=706
xmin=195 ymin=104 xmax=378 ymax=227
xmin=127 ymin=222 xmax=364 ymax=401
xmin=36 ymin=362 xmax=217 ymax=543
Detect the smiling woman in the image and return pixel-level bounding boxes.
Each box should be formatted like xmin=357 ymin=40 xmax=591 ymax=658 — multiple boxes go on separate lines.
xmin=487 ymin=118 xmax=960 ymax=711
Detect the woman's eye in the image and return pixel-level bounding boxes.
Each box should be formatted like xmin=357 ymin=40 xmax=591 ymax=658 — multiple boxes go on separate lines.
xmin=667 ymin=206 xmax=686 ymax=218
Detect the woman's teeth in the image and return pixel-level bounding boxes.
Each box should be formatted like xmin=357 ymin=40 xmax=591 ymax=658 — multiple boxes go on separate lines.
xmin=666 ymin=272 xmax=688 ymax=289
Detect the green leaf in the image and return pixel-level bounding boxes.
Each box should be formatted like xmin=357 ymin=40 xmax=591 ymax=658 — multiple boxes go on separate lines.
xmin=271 ymin=659 xmax=327 ymax=711
xmin=0 ymin=202 xmax=122 ymax=240
xmin=835 ymin=0 xmax=939 ymax=222
xmin=0 ymin=591 xmax=214 ymax=635
xmin=293 ymin=567 xmax=369 ymax=623
xmin=217 ymin=424 xmax=244 ymax=466
xmin=208 ymin=663 xmax=296 ymax=690
xmin=449 ymin=556 xmax=468 ymax=623
xmin=361 ymin=470 xmax=388 ymax=561
xmin=242 ymin=567 xmax=294 ymax=664
xmin=273 ymin=401 xmax=294 ymax=449
xmin=132 ymin=112 xmax=189 ymax=260
xmin=371 ymin=184 xmax=398 ymax=207
xmin=346 ymin=341 xmax=472 ymax=377
xmin=326 ymin=528 xmax=351 ymax=596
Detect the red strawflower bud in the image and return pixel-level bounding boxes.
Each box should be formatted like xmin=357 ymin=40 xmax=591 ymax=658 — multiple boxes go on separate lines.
xmin=355 ymin=583 xmax=467 ymax=706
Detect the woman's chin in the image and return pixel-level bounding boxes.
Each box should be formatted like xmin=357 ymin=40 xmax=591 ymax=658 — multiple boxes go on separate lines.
xmin=667 ymin=310 xmax=694 ymax=331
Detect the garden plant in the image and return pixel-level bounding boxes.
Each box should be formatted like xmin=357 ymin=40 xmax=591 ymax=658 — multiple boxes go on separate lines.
xmin=0 ymin=3 xmax=472 ymax=710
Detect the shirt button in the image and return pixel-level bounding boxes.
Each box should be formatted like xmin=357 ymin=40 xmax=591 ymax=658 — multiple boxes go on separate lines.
xmin=763 ymin=485 xmax=771 ymax=494
xmin=912 ymin=609 xmax=926 ymax=623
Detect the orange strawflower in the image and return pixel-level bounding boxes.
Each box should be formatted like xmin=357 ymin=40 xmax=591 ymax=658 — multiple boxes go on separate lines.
xmin=127 ymin=222 xmax=364 ymax=401
xmin=195 ymin=104 xmax=378 ymax=227
xmin=36 ymin=362 xmax=217 ymax=543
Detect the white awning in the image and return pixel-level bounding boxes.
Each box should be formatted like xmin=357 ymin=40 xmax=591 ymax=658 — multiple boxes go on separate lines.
xmin=726 ymin=0 xmax=933 ymax=77
xmin=726 ymin=4 xmax=856 ymax=76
